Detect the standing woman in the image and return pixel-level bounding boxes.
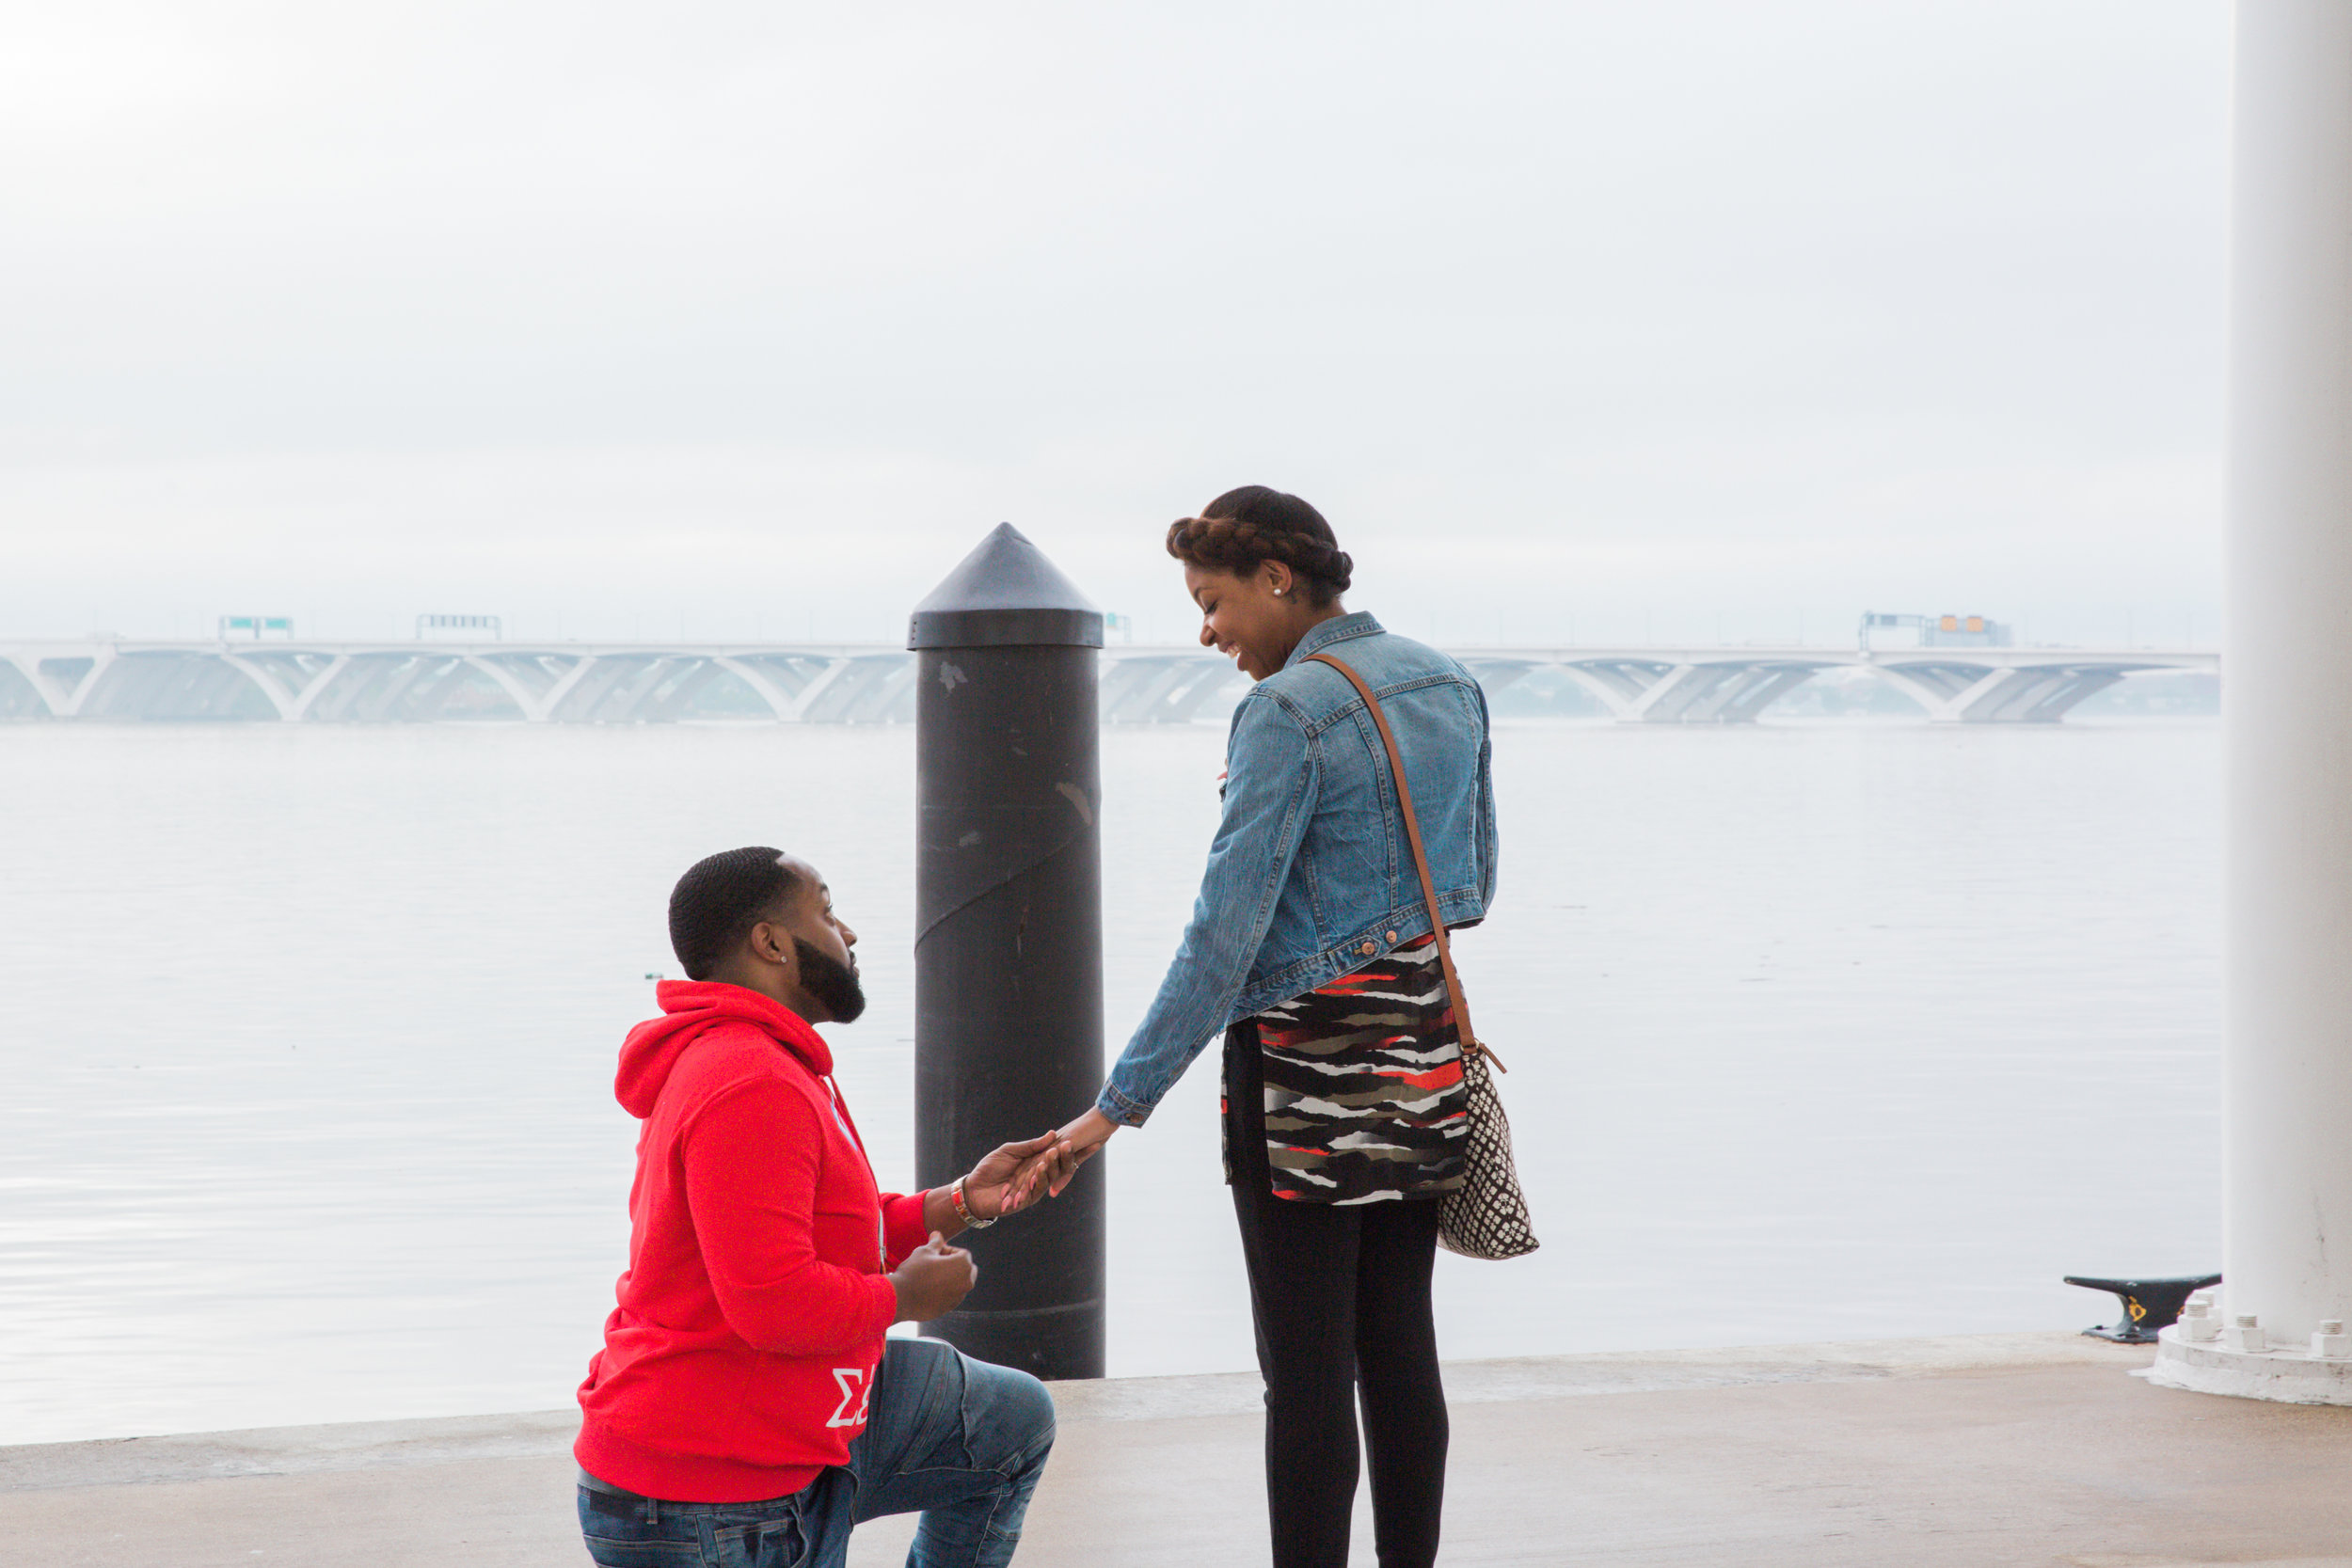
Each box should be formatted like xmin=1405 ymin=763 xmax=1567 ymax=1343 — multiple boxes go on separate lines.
xmin=1054 ymin=485 xmax=1499 ymax=1568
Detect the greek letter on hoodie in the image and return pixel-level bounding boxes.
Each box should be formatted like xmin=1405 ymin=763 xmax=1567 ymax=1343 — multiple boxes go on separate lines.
xmin=575 ymin=981 xmax=932 ymax=1503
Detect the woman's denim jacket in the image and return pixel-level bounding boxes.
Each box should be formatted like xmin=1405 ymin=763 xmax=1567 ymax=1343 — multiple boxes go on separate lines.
xmin=1097 ymin=612 xmax=1499 ymax=1125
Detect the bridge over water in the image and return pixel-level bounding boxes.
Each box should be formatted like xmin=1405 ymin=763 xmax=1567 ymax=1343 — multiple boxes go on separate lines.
xmin=0 ymin=640 xmax=2217 ymax=725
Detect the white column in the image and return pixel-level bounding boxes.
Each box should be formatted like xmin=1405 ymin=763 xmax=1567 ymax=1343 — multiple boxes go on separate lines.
xmin=2154 ymin=0 xmax=2352 ymax=1403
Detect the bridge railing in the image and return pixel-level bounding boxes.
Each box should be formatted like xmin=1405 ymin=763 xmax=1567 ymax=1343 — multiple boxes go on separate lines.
xmin=0 ymin=641 xmax=2220 ymax=726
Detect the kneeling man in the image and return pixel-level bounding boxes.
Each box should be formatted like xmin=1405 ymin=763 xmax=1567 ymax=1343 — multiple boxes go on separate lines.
xmin=576 ymin=847 xmax=1064 ymax=1568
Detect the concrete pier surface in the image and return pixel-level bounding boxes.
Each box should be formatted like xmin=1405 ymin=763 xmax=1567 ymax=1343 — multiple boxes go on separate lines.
xmin=7 ymin=1333 xmax=2351 ymax=1567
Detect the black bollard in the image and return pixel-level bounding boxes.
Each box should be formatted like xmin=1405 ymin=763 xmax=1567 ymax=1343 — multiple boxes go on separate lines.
xmin=2062 ymin=1273 xmax=2222 ymax=1344
xmin=910 ymin=523 xmax=1106 ymax=1380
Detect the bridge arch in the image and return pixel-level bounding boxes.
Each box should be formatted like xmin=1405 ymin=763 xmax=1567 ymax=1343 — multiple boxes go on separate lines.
xmin=76 ymin=652 xmax=280 ymax=721
xmin=0 ymin=657 xmax=51 ymax=718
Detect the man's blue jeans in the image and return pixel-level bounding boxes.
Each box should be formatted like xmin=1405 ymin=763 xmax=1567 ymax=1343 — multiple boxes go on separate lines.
xmin=577 ymin=1338 xmax=1056 ymax=1568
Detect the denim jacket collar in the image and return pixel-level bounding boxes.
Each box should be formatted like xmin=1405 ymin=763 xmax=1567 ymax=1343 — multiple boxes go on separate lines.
xmin=1283 ymin=611 xmax=1384 ymax=672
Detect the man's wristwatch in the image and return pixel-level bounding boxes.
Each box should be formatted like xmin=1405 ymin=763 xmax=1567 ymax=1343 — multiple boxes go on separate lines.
xmin=949 ymin=1178 xmax=996 ymax=1229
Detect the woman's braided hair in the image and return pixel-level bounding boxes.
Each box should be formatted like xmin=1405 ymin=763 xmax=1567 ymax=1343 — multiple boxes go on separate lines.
xmin=1166 ymin=485 xmax=1353 ymax=606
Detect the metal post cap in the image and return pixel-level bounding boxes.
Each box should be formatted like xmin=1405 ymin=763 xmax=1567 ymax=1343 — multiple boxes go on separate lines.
xmin=908 ymin=523 xmax=1105 ymax=650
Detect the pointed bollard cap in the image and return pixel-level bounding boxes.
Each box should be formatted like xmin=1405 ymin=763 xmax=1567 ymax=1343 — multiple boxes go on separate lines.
xmin=908 ymin=523 xmax=1104 ymax=650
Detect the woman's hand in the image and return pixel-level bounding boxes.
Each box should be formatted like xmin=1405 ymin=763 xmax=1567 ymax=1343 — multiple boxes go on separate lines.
xmin=1042 ymin=1108 xmax=1120 ymax=1197
xmin=1002 ymin=1108 xmax=1119 ymax=1204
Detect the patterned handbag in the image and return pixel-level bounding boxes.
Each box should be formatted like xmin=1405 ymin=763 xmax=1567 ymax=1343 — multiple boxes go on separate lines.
xmin=1307 ymin=653 xmax=1539 ymax=1260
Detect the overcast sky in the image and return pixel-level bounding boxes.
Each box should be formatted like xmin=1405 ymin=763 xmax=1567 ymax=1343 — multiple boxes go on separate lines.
xmin=2 ymin=0 xmax=2228 ymax=648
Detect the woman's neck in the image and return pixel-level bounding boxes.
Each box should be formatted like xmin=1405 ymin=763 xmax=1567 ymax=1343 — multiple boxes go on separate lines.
xmin=1270 ymin=601 xmax=1349 ymax=670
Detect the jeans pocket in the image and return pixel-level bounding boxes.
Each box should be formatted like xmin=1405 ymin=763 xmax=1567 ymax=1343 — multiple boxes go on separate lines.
xmin=579 ymin=1485 xmax=706 ymax=1568
xmin=709 ymin=1513 xmax=809 ymax=1568
xmin=580 ymin=1531 xmax=704 ymax=1568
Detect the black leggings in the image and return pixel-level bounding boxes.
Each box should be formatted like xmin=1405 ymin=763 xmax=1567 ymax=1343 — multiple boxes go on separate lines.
xmin=1224 ymin=1022 xmax=1449 ymax=1568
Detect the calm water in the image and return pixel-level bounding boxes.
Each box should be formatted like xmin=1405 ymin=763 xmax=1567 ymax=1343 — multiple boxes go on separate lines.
xmin=0 ymin=718 xmax=2220 ymax=1445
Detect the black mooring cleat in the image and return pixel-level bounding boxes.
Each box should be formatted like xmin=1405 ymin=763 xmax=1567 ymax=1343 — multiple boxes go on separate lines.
xmin=2062 ymin=1274 xmax=2223 ymax=1344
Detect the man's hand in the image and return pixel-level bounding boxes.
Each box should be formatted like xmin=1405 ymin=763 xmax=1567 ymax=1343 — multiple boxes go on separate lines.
xmin=890 ymin=1232 xmax=976 ymax=1323
xmin=963 ymin=1131 xmax=1077 ymax=1221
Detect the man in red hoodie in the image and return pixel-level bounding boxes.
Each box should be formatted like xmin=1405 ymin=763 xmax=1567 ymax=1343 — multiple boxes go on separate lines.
xmin=576 ymin=847 xmax=1066 ymax=1568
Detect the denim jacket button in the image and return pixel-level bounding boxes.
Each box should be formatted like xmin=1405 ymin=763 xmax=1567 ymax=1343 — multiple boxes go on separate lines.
xmin=1386 ymin=929 xmax=1399 ymax=942
xmin=1359 ymin=940 xmax=1376 ymax=957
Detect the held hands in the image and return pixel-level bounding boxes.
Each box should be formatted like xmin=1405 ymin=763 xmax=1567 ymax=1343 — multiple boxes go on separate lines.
xmin=891 ymin=1127 xmax=1090 ymax=1323
xmin=1012 ymin=1108 xmax=1119 ymax=1200
xmin=890 ymin=1231 xmax=976 ymax=1323
xmin=961 ymin=1131 xmax=1082 ymax=1221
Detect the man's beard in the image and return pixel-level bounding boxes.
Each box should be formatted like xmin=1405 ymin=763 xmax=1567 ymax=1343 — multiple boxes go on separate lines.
xmin=793 ymin=939 xmax=867 ymax=1023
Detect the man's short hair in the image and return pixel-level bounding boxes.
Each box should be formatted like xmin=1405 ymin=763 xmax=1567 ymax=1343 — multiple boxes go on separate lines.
xmin=669 ymin=847 xmax=803 ymax=981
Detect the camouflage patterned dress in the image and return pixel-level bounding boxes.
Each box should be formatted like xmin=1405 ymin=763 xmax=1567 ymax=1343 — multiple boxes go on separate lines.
xmin=1222 ymin=934 xmax=1471 ymax=1204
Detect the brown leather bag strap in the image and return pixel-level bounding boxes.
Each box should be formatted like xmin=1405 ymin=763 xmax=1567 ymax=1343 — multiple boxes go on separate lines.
xmin=1307 ymin=651 xmax=1502 ymax=1070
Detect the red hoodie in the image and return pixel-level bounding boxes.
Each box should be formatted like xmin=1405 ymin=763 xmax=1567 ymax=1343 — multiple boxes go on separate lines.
xmin=575 ymin=981 xmax=932 ymax=1502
